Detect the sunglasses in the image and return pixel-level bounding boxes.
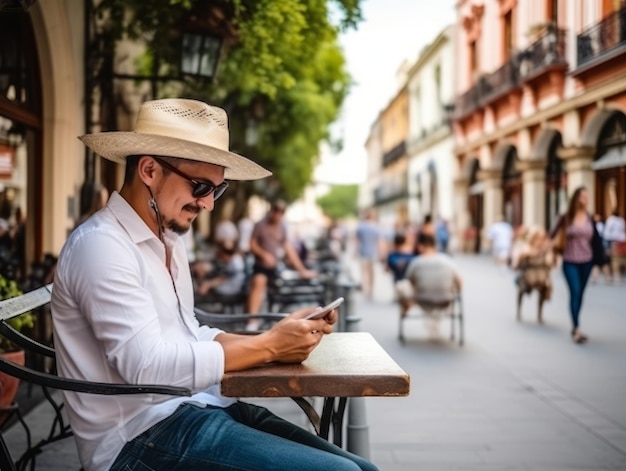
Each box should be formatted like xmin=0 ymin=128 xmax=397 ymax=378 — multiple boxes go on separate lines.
xmin=153 ymin=157 xmax=228 ymax=200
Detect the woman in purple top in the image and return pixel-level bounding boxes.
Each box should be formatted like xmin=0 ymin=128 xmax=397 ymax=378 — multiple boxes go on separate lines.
xmin=550 ymin=187 xmax=597 ymax=344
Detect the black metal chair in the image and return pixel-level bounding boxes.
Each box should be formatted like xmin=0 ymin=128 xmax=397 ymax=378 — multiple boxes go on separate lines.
xmin=0 ymin=284 xmax=191 ymax=471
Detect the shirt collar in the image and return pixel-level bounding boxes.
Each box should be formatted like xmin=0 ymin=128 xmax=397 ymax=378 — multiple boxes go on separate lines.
xmin=107 ymin=191 xmax=159 ymax=245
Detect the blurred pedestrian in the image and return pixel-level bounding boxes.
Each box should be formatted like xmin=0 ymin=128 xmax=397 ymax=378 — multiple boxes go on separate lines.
xmin=435 ymin=217 xmax=450 ymax=253
xmin=513 ymin=226 xmax=555 ymax=322
xmin=414 ymin=214 xmax=435 ymax=255
xmin=237 ymin=206 xmax=255 ymax=255
xmin=590 ymin=213 xmax=611 ymax=284
xmin=355 ymin=209 xmax=384 ymax=300
xmin=76 ymin=181 xmax=109 ymax=227
xmin=550 ymin=186 xmax=605 ymax=343
xmin=402 ymin=232 xmax=462 ymax=336
xmin=603 ymin=209 xmax=626 ymax=284
xmin=215 ymin=215 xmax=239 ymax=248
xmin=487 ymin=216 xmax=513 ymax=268
xmin=246 ymin=199 xmax=316 ymax=321
xmin=386 ymin=233 xmax=415 ymax=295
xmin=195 ymin=241 xmax=246 ymax=297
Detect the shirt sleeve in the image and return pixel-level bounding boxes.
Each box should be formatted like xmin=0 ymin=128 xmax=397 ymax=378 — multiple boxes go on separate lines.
xmin=58 ymin=228 xmax=225 ymax=391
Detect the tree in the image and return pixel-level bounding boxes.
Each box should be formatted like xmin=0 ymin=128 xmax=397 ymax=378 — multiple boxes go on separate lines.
xmin=316 ymin=184 xmax=358 ymax=220
xmin=92 ymin=0 xmax=364 ymax=214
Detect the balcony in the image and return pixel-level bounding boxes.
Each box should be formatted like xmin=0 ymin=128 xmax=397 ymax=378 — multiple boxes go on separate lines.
xmin=577 ymin=6 xmax=626 ymax=67
xmin=382 ymin=141 xmax=407 ymax=167
xmin=519 ymin=25 xmax=568 ymax=81
xmin=373 ymin=177 xmax=409 ymax=206
xmin=453 ymin=56 xmax=521 ymax=119
xmin=478 ymin=58 xmax=520 ymax=105
xmin=454 ymin=84 xmax=481 ymax=119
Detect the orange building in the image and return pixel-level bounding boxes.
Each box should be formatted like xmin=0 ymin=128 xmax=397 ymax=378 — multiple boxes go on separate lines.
xmin=452 ymin=0 xmax=626 ymax=252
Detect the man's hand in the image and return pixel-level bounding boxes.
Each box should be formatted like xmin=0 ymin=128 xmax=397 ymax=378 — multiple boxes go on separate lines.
xmin=262 ymin=306 xmax=336 ymax=363
xmin=219 ymin=306 xmax=337 ymax=371
xmin=298 ymin=268 xmax=317 ymax=280
xmin=261 ymin=251 xmax=277 ymax=268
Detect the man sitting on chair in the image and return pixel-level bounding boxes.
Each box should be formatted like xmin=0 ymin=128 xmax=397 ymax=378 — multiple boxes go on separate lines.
xmin=398 ymin=232 xmax=462 ymax=336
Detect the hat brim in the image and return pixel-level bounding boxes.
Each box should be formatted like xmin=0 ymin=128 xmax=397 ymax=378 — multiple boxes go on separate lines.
xmin=79 ymin=132 xmax=271 ymax=181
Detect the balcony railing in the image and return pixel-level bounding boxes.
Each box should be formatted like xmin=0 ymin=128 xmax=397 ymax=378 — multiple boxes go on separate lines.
xmin=453 ymin=56 xmax=521 ymax=118
xmin=519 ymin=25 xmax=568 ymax=80
xmin=454 ymin=84 xmax=481 ymax=119
xmin=373 ymin=178 xmax=409 ymax=206
xmin=577 ymin=6 xmax=626 ymax=66
xmin=382 ymin=141 xmax=407 ymax=167
xmin=479 ymin=58 xmax=520 ymax=105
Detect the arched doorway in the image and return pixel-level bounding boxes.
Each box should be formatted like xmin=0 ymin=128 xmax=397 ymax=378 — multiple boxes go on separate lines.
xmin=467 ymin=158 xmax=483 ymax=254
xmin=0 ymin=9 xmax=42 ymax=282
xmin=591 ymin=111 xmax=626 ymax=219
xmin=502 ymin=147 xmax=522 ymax=227
xmin=544 ymin=132 xmax=566 ymax=230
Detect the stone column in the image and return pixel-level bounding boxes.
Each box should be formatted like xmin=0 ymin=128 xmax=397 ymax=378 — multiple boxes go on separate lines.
xmin=558 ymin=146 xmax=596 ymax=211
xmin=518 ymin=159 xmax=546 ymax=228
xmin=477 ymin=168 xmax=502 ymax=253
xmin=452 ymin=177 xmax=469 ymax=253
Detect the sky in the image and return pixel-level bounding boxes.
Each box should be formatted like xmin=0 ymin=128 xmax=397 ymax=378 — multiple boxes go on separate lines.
xmin=315 ymin=0 xmax=457 ymax=184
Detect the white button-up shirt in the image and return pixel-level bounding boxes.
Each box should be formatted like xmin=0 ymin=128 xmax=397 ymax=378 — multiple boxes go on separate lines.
xmin=51 ymin=192 xmax=236 ymax=471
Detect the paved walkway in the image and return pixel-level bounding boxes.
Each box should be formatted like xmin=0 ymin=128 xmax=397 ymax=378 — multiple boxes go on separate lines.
xmin=3 ymin=254 xmax=626 ymax=470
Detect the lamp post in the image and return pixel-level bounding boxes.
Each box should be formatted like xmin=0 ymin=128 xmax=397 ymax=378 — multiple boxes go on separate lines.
xmin=180 ymin=32 xmax=222 ymax=80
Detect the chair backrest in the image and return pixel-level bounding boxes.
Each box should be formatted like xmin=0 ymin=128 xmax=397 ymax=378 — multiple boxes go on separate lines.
xmin=0 ymin=283 xmax=192 ymax=396
xmin=0 ymin=283 xmax=192 ymax=470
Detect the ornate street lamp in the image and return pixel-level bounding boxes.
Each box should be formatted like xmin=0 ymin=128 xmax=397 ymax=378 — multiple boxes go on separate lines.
xmin=180 ymin=32 xmax=223 ymax=80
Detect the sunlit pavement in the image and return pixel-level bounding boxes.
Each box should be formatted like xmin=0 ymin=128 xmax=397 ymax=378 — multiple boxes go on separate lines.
xmin=4 ymin=253 xmax=626 ymax=470
xmin=355 ymin=253 xmax=626 ymax=471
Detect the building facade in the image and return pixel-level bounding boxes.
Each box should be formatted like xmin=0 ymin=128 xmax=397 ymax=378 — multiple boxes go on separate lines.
xmin=360 ymin=86 xmax=411 ymax=232
xmin=452 ymin=0 xmax=626 ymax=252
xmin=0 ymin=1 xmax=86 ymax=276
xmin=406 ymin=25 xmax=456 ymax=231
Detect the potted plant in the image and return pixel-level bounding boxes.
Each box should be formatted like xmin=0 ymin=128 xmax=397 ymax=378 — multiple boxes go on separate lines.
xmin=0 ymin=274 xmax=35 ymax=422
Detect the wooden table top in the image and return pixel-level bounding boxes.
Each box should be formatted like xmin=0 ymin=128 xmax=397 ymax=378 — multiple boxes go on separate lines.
xmin=221 ymin=332 xmax=410 ymax=398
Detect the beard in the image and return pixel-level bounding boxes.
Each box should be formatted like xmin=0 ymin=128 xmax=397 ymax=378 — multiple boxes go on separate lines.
xmin=166 ymin=204 xmax=200 ymax=235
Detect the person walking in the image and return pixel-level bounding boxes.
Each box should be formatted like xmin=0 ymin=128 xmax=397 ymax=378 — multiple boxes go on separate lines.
xmin=603 ymin=209 xmax=626 ymax=284
xmin=355 ymin=209 xmax=384 ymax=300
xmin=550 ymin=186 xmax=604 ymax=344
xmin=487 ymin=216 xmax=514 ymax=268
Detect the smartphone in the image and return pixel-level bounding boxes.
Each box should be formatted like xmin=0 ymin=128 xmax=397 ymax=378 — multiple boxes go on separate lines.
xmin=305 ymin=297 xmax=344 ymax=320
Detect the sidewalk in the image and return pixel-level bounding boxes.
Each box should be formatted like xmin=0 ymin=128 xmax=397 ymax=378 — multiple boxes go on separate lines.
xmin=3 ymin=254 xmax=626 ymax=470
xmin=356 ymin=254 xmax=626 ymax=470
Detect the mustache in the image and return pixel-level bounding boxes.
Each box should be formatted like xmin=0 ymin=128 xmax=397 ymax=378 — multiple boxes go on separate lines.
xmin=183 ymin=204 xmax=201 ymax=214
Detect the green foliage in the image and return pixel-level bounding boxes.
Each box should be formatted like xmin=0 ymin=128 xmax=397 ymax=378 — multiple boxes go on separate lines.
xmin=92 ymin=0 xmax=364 ymax=202
xmin=317 ymin=184 xmax=358 ymax=220
xmin=0 ymin=275 xmax=35 ymax=353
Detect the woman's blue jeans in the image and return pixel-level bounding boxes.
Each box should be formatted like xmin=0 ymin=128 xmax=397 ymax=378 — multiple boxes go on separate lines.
xmin=110 ymin=402 xmax=379 ymax=471
xmin=562 ymin=261 xmax=593 ymax=331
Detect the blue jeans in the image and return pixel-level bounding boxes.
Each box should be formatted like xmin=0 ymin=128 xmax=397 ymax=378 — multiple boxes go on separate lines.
xmin=562 ymin=261 xmax=593 ymax=331
xmin=110 ymin=402 xmax=379 ymax=471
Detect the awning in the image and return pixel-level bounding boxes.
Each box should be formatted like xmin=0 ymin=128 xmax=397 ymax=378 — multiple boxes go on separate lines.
xmin=592 ymin=145 xmax=626 ymax=170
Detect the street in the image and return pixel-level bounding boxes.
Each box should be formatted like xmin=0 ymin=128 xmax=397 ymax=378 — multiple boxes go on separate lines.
xmin=358 ymin=254 xmax=626 ymax=471
xmin=4 ymin=254 xmax=626 ymax=470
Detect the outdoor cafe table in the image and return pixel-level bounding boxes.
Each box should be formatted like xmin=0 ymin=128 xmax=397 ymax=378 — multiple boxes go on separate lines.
xmin=221 ymin=332 xmax=410 ymax=448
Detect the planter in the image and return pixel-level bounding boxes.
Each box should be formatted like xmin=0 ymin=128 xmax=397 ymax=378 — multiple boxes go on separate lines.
xmin=0 ymin=349 xmax=25 ymax=426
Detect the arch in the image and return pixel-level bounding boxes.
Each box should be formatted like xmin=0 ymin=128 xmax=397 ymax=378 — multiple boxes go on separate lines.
xmin=580 ymin=109 xmax=623 ymax=147
xmin=463 ymin=157 xmax=480 ymax=183
xmin=492 ymin=142 xmax=516 ymax=170
xmin=531 ymin=128 xmax=561 ymax=161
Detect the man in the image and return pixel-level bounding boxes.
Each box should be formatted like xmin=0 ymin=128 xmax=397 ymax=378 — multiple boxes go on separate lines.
xmin=400 ymin=232 xmax=462 ymax=335
xmin=487 ymin=216 xmax=513 ymax=268
xmin=51 ymin=98 xmax=377 ymax=471
xmin=246 ymin=199 xmax=316 ymax=318
xmin=355 ymin=209 xmax=385 ymax=299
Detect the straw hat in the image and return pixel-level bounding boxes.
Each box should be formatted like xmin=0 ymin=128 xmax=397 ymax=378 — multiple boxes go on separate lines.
xmin=79 ymin=98 xmax=271 ymax=181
